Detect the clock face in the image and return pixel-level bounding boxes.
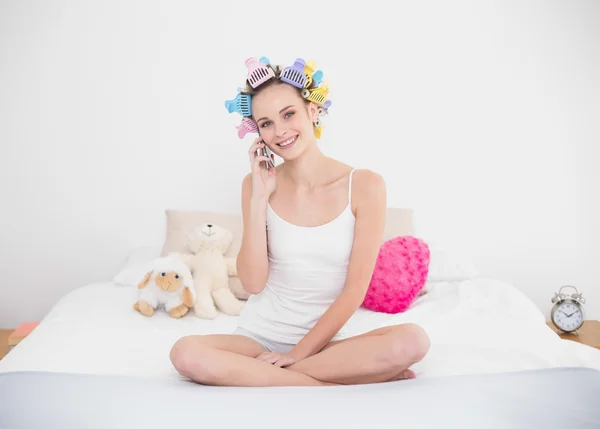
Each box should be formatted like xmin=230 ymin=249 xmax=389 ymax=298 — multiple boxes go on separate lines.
xmin=553 ymin=302 xmax=583 ymax=332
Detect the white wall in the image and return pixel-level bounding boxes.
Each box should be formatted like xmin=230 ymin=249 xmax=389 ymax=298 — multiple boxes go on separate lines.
xmin=1 ymin=0 xmax=598 ymax=327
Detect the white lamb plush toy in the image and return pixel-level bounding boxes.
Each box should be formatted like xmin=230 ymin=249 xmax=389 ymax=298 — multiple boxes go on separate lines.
xmin=133 ymin=255 xmax=196 ymax=318
xmin=171 ymin=223 xmax=246 ymax=319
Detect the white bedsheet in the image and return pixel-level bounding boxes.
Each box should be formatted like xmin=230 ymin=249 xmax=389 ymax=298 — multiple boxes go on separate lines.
xmin=1 ymin=278 xmax=599 ymax=379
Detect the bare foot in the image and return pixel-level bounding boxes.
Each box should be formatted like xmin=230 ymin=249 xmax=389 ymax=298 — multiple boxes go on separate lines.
xmin=389 ymin=369 xmax=416 ymax=381
xmin=318 ymin=380 xmax=340 ymax=386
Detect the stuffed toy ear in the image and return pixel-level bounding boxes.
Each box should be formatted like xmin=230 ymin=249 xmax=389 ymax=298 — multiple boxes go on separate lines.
xmin=138 ymin=271 xmax=152 ymax=289
xmin=182 ymin=269 xmax=196 ymax=301
xmin=185 ymin=228 xmax=204 ymax=254
xmin=178 ymin=264 xmax=196 ymax=308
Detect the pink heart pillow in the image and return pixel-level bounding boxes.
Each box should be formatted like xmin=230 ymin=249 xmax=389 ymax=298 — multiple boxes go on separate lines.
xmin=362 ymin=236 xmax=430 ymax=314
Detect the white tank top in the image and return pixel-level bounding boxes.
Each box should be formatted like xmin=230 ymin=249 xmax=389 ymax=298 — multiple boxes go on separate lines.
xmin=236 ymin=169 xmax=357 ymax=344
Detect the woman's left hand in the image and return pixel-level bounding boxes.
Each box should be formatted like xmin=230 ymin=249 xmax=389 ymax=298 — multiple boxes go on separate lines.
xmin=255 ymin=351 xmax=299 ymax=368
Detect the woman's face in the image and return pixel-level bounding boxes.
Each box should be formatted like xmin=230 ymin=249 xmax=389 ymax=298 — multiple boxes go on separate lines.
xmin=251 ymin=83 xmax=318 ymax=161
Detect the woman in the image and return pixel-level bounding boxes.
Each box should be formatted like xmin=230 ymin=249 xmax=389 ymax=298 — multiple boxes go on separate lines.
xmin=170 ymin=59 xmax=430 ymax=387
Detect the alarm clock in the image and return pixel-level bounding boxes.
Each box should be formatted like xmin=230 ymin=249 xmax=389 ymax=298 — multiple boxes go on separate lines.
xmin=550 ymin=285 xmax=586 ymax=334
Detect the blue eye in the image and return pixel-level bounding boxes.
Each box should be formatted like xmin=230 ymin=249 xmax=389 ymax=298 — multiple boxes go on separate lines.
xmin=260 ymin=112 xmax=293 ymax=127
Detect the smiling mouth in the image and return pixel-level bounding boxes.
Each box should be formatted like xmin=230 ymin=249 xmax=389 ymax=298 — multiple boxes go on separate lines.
xmin=277 ymin=135 xmax=297 ymax=148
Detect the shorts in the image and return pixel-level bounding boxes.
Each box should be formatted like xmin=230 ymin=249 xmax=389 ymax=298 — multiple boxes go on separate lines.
xmin=233 ymin=327 xmax=296 ymax=354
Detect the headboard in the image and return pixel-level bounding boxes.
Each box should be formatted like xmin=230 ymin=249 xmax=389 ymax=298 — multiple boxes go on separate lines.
xmin=161 ymin=207 xmax=415 ymax=257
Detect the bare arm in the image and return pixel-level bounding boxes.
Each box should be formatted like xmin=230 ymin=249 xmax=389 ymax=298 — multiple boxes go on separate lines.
xmin=236 ymin=173 xmax=270 ymax=294
xmin=289 ymin=170 xmax=387 ymax=360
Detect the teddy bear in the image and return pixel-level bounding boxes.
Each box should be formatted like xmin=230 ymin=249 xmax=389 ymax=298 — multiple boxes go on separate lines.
xmin=171 ymin=223 xmax=247 ymax=319
xmin=228 ymin=273 xmax=250 ymax=301
xmin=133 ymin=255 xmax=196 ymax=318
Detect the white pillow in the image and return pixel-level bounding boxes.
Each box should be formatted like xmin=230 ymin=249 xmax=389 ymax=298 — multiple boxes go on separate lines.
xmin=113 ymin=243 xmax=478 ymax=287
xmin=426 ymin=244 xmax=479 ymax=282
xmin=113 ymin=246 xmax=161 ymax=287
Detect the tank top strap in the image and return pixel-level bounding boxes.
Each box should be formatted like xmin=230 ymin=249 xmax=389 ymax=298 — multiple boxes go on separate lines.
xmin=348 ymin=168 xmax=357 ymax=207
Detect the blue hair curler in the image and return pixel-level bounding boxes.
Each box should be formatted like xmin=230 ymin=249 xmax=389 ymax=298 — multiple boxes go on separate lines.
xmin=312 ymin=70 xmax=324 ymax=87
xmin=224 ymin=89 xmax=252 ymax=116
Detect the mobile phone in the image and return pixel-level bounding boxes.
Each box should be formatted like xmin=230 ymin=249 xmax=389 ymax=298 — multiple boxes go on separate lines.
xmin=257 ymin=143 xmax=275 ymax=169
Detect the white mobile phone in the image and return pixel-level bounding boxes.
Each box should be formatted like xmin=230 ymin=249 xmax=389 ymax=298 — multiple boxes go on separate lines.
xmin=258 ymin=144 xmax=275 ymax=169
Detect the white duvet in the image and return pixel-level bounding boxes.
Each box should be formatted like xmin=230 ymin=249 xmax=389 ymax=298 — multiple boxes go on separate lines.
xmin=1 ymin=278 xmax=599 ymax=380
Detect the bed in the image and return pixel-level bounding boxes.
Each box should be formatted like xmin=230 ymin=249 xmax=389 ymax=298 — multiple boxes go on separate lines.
xmin=1 ymin=210 xmax=600 ymax=428
xmin=1 ymin=278 xmax=600 ymax=428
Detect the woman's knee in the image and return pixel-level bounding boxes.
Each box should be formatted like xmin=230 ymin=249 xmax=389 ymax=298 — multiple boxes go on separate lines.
xmin=170 ymin=336 xmax=217 ymax=382
xmin=169 ymin=336 xmax=195 ymax=373
xmin=387 ymin=323 xmax=430 ymax=365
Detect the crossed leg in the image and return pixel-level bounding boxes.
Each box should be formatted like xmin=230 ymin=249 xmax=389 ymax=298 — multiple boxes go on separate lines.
xmin=169 ymin=334 xmax=332 ymax=387
xmin=170 ymin=323 xmax=429 ymax=387
xmin=285 ymin=323 xmax=430 ymax=385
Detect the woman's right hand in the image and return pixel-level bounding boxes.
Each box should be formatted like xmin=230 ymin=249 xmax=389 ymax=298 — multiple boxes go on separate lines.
xmin=248 ymin=138 xmax=276 ymax=200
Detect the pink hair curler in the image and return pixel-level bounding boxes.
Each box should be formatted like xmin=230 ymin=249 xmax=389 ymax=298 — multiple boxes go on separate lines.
xmin=236 ymin=117 xmax=258 ymax=139
xmin=280 ymin=58 xmax=307 ymax=89
xmin=245 ymin=57 xmax=275 ymax=88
